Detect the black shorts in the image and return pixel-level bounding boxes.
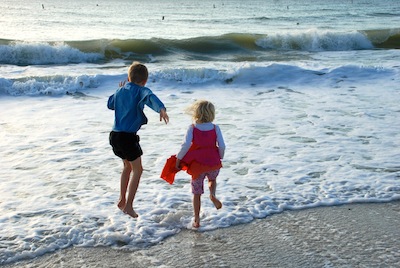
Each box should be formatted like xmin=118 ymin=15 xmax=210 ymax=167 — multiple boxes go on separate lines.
xmin=109 ymin=131 xmax=143 ymax=161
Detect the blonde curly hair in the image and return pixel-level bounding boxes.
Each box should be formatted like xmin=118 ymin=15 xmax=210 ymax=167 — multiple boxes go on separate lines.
xmin=186 ymin=100 xmax=215 ymax=123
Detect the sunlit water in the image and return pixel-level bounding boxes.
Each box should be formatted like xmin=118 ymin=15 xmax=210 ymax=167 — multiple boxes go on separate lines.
xmin=1 ymin=0 xmax=400 ymax=264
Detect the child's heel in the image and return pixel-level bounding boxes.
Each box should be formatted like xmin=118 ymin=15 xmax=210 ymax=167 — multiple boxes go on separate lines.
xmin=210 ymin=195 xmax=222 ymax=209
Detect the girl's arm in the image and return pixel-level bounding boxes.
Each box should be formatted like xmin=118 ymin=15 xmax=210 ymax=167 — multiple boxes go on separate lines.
xmin=176 ymin=125 xmax=194 ymax=160
xmin=215 ymin=125 xmax=225 ymax=159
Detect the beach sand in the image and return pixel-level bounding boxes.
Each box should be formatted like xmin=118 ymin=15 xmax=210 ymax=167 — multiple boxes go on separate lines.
xmin=5 ymin=201 xmax=400 ymax=268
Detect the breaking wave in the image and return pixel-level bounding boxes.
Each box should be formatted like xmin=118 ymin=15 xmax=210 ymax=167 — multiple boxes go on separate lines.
xmin=0 ymin=63 xmax=394 ymax=96
xmin=0 ymin=28 xmax=398 ymax=66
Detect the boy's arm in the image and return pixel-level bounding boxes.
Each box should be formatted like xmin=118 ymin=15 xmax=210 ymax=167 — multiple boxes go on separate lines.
xmin=142 ymin=87 xmax=169 ymax=123
xmin=107 ymin=94 xmax=115 ymax=110
xmin=108 ymin=83 xmax=125 ymax=110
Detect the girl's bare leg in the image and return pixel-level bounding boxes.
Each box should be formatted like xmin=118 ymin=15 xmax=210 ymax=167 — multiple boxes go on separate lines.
xmin=209 ymin=180 xmax=222 ymax=209
xmin=123 ymin=157 xmax=143 ymax=218
xmin=193 ymin=194 xmax=201 ymax=228
xmin=118 ymin=159 xmax=132 ymax=210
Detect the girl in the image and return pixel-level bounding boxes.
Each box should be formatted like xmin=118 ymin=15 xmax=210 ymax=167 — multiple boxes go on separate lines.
xmin=176 ymin=100 xmax=226 ymax=228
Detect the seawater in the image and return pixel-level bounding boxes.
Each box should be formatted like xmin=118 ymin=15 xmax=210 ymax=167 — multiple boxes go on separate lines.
xmin=0 ymin=0 xmax=400 ymax=264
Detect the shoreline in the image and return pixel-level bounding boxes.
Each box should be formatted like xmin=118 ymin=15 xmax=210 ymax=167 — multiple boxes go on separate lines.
xmin=4 ymin=201 xmax=400 ymax=267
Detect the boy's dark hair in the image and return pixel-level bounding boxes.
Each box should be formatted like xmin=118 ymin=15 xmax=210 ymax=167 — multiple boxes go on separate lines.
xmin=128 ymin=62 xmax=148 ymax=84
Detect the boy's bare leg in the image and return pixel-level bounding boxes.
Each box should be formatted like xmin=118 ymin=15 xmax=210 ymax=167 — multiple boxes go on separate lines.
xmin=209 ymin=180 xmax=222 ymax=209
xmin=193 ymin=194 xmax=201 ymax=228
xmin=123 ymin=157 xmax=143 ymax=218
xmin=118 ymin=159 xmax=132 ymax=210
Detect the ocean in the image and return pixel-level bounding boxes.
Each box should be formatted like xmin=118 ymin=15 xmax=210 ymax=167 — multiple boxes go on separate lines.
xmin=0 ymin=0 xmax=399 ymax=265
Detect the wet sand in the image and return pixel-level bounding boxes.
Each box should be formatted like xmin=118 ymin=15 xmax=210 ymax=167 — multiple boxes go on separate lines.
xmin=5 ymin=201 xmax=400 ymax=267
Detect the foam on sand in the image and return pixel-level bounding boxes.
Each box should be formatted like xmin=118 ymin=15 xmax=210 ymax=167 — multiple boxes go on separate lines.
xmin=4 ymin=201 xmax=400 ymax=267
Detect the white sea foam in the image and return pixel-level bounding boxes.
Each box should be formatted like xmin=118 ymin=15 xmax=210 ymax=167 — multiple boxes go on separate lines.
xmin=1 ymin=62 xmax=400 ymax=263
xmin=0 ymin=63 xmax=395 ymax=96
xmin=256 ymin=30 xmax=374 ymax=51
xmin=0 ymin=41 xmax=102 ymax=65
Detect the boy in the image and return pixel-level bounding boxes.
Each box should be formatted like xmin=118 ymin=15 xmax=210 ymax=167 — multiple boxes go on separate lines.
xmin=108 ymin=62 xmax=169 ymax=218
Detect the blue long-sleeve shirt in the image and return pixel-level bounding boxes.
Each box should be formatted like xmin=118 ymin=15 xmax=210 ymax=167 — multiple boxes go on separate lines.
xmin=107 ymin=82 xmax=165 ymax=133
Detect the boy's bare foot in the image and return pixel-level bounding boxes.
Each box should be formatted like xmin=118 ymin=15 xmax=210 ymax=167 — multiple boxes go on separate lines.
xmin=210 ymin=195 xmax=222 ymax=209
xmin=123 ymin=207 xmax=139 ymax=218
xmin=117 ymin=199 xmax=125 ymax=211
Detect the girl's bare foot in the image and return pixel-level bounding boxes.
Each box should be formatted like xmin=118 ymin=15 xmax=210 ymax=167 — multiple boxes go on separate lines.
xmin=210 ymin=195 xmax=222 ymax=209
xmin=192 ymin=220 xmax=200 ymax=228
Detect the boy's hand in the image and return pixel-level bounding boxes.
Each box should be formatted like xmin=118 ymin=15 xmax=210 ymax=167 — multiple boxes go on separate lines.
xmin=119 ymin=81 xmax=126 ymax=87
xmin=160 ymin=108 xmax=169 ymax=124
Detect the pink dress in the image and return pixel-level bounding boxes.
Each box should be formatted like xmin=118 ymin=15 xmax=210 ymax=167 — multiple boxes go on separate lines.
xmin=181 ymin=125 xmax=222 ymax=180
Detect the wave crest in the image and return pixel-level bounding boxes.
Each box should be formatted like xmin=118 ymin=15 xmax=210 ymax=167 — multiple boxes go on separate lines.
xmin=1 ymin=64 xmax=393 ymax=96
xmin=0 ymin=29 xmax=398 ymax=66
xmin=0 ymin=41 xmax=103 ymax=65
xmin=0 ymin=75 xmax=100 ymax=96
xmin=256 ymin=30 xmax=374 ymax=51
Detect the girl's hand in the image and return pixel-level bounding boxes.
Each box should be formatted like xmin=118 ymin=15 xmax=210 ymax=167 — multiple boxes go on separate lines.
xmin=175 ymin=159 xmax=181 ymax=170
